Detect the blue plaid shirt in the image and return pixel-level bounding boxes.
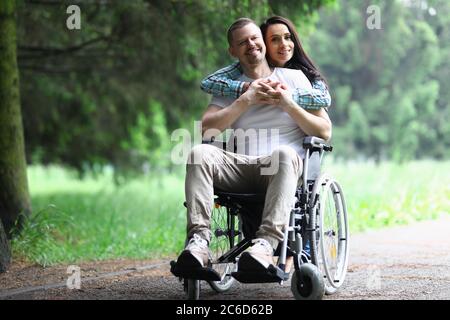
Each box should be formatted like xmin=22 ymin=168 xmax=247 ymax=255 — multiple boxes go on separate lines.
xmin=200 ymin=61 xmax=331 ymax=110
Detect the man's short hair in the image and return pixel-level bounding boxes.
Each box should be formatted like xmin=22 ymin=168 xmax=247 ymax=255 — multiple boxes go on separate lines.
xmin=227 ymin=18 xmax=258 ymax=46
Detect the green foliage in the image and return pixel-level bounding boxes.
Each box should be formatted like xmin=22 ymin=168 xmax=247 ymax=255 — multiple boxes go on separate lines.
xmin=12 ymin=205 xmax=76 ymax=266
xmin=308 ymin=0 xmax=449 ymax=161
xmin=16 ymin=0 xmax=334 ymax=175
xmin=16 ymin=0 xmax=450 ymax=171
xmin=119 ymin=99 xmax=170 ymax=176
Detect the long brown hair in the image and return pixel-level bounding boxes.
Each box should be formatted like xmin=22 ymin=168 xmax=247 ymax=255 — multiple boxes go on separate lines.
xmin=260 ymin=16 xmax=327 ymax=85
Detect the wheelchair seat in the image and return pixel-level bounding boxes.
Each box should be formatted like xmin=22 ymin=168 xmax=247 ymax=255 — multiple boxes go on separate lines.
xmin=214 ymin=190 xmax=265 ymax=204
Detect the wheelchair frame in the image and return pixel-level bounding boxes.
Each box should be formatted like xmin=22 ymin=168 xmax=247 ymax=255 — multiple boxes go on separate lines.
xmin=171 ymin=136 xmax=349 ymax=300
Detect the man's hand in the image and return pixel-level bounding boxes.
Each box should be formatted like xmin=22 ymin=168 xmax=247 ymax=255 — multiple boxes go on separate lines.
xmin=239 ymin=79 xmax=281 ymax=106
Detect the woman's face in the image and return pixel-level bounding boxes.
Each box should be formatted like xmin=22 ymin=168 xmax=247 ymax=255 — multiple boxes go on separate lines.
xmin=265 ymin=23 xmax=295 ymax=67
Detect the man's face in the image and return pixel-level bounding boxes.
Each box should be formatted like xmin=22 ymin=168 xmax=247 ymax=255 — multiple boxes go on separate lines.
xmin=229 ymin=23 xmax=266 ymax=66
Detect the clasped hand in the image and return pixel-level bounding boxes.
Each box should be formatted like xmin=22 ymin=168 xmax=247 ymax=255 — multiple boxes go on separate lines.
xmin=246 ymin=79 xmax=292 ymax=109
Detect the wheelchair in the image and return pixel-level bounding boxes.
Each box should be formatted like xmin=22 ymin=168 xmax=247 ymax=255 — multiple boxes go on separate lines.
xmin=170 ymin=136 xmax=349 ymax=300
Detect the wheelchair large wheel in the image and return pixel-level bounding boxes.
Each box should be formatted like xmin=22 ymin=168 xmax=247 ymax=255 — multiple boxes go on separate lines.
xmin=207 ymin=203 xmax=239 ymax=293
xmin=309 ymin=174 xmax=349 ymax=294
xmin=291 ymin=263 xmax=324 ymax=300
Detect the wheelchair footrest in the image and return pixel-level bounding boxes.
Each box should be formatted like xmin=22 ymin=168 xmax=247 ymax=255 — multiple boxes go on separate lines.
xmin=170 ymin=260 xmax=222 ymax=281
xmin=231 ymin=264 xmax=290 ymax=283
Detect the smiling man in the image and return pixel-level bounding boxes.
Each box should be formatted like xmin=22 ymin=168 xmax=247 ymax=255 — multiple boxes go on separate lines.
xmin=176 ymin=18 xmax=331 ymax=272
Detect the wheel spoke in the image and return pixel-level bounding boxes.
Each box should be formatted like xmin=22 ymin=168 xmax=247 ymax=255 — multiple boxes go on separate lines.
xmin=208 ymin=203 xmax=238 ymax=292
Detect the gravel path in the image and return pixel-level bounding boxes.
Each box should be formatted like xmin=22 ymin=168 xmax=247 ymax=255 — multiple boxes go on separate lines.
xmin=1 ymin=216 xmax=449 ymax=300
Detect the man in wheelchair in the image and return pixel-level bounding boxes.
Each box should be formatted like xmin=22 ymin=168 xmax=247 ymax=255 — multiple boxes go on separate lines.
xmin=176 ymin=18 xmax=331 ymax=272
xmin=171 ymin=18 xmax=349 ymax=300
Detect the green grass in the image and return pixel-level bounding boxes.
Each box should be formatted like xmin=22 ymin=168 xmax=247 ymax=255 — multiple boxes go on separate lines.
xmin=323 ymin=159 xmax=450 ymax=232
xmin=13 ymin=166 xmax=187 ymax=266
xmin=12 ymin=161 xmax=450 ymax=266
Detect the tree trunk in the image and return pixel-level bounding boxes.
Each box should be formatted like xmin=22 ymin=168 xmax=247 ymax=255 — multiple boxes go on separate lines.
xmin=0 ymin=220 xmax=10 ymax=272
xmin=0 ymin=0 xmax=31 ymax=241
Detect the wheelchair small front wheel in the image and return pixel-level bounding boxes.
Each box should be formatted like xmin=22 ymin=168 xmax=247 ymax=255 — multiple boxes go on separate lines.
xmin=291 ymin=263 xmax=324 ymax=300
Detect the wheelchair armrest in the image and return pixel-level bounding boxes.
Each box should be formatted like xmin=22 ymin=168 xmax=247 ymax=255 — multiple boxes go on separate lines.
xmin=201 ymin=136 xmax=216 ymax=144
xmin=202 ymin=136 xmax=236 ymax=152
xmin=202 ymin=136 xmax=226 ymax=151
xmin=303 ymin=136 xmax=333 ymax=152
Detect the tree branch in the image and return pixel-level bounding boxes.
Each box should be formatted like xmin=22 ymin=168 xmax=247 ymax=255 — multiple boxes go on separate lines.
xmin=25 ymin=0 xmax=65 ymax=5
xmin=25 ymin=0 xmax=110 ymax=5
xmin=18 ymin=59 xmax=129 ymax=74
xmin=18 ymin=35 xmax=110 ymax=59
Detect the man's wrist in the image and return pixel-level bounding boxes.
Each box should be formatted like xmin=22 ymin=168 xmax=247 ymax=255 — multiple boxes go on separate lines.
xmin=282 ymin=98 xmax=298 ymax=113
xmin=236 ymin=93 xmax=251 ymax=109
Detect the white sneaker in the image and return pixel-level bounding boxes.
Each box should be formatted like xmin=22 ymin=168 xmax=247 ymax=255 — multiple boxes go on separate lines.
xmin=239 ymin=238 xmax=274 ymax=270
xmin=177 ymin=234 xmax=210 ymax=268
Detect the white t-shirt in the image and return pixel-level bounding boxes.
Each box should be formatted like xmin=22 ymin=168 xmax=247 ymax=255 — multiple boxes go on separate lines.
xmin=210 ymin=67 xmax=312 ymax=157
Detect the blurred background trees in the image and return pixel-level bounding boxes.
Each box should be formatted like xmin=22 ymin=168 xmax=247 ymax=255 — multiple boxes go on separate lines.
xmin=308 ymin=0 xmax=449 ymax=161
xmin=14 ymin=0 xmax=450 ymax=177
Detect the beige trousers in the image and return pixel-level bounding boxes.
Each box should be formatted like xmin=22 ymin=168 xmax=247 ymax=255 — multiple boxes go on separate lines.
xmin=185 ymin=144 xmax=303 ymax=249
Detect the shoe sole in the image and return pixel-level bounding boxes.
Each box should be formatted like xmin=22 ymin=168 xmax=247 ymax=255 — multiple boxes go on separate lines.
xmin=238 ymin=252 xmax=271 ymax=272
xmin=176 ymin=250 xmax=204 ymax=269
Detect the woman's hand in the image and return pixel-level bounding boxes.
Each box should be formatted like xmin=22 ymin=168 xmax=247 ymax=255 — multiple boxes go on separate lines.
xmin=259 ymin=80 xmax=293 ymax=111
xmin=262 ymin=80 xmax=332 ymax=140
